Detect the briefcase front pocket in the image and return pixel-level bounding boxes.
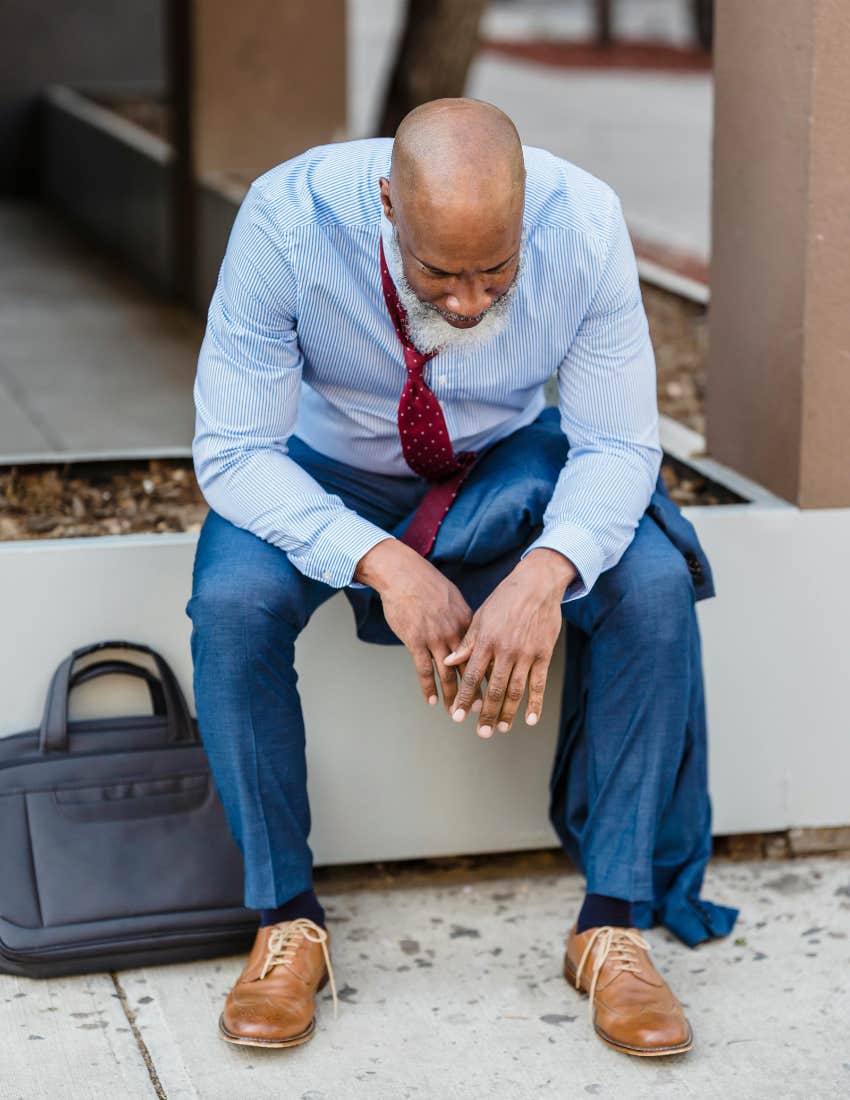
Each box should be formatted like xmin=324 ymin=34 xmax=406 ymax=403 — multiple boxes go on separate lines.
xmin=25 ymin=772 xmax=245 ymax=927
xmin=52 ymin=774 xmax=208 ymax=823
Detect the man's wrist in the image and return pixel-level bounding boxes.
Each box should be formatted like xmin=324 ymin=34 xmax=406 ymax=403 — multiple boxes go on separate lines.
xmin=518 ymin=547 xmax=578 ymax=598
xmin=354 ymin=537 xmax=415 ymax=592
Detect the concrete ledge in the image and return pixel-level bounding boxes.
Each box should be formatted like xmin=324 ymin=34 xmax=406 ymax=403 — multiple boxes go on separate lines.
xmin=659 ymin=414 xmax=790 ymax=506
xmin=41 ymin=86 xmax=174 ymax=291
xmin=194 ymin=170 xmax=246 ymax=312
xmin=2 ymin=480 xmax=849 ymax=854
xmin=40 ymin=85 xmax=244 ymax=310
xmin=637 ymin=256 xmax=710 ymax=304
xmin=0 ymin=532 xmax=563 ymax=864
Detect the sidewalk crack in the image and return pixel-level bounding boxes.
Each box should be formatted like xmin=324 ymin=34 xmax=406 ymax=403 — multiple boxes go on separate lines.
xmin=110 ymin=971 xmax=168 ymax=1100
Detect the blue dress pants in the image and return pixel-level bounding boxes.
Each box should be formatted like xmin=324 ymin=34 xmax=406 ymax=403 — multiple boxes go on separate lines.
xmin=186 ymin=408 xmax=738 ymax=947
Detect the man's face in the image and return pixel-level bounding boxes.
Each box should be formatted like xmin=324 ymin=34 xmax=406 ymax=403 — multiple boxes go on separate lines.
xmin=379 ymin=176 xmax=524 ymax=333
xmin=384 ymin=222 xmax=524 ymax=355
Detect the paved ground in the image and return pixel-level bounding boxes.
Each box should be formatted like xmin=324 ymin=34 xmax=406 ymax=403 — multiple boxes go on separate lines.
xmin=2 ymin=855 xmax=848 ymax=1099
xmin=482 ymin=0 xmax=698 ymax=48
xmin=468 ymin=59 xmax=711 ymax=260
xmin=350 ymin=0 xmax=712 ymax=260
xmin=0 ymin=203 xmax=200 ymax=465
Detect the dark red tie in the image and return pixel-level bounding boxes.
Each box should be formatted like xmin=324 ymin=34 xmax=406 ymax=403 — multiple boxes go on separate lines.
xmin=380 ymin=238 xmax=477 ymax=556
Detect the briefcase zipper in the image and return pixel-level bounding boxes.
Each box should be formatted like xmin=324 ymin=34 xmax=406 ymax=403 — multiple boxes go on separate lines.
xmin=0 ymin=921 xmax=257 ymax=963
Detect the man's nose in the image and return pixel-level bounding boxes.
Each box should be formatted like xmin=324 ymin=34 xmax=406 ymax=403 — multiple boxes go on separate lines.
xmin=443 ymin=279 xmax=494 ymax=319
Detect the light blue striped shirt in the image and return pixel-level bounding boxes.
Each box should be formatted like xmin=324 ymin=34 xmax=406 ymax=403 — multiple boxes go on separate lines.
xmin=192 ymin=139 xmax=661 ymax=600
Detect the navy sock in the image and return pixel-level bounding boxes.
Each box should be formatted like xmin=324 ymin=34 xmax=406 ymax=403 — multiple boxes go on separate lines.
xmin=576 ymin=892 xmax=633 ymax=933
xmin=258 ymin=887 xmax=326 ymax=929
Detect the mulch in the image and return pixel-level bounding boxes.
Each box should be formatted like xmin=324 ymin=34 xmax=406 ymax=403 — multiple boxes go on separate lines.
xmin=0 ymin=454 xmax=735 ymax=544
xmin=0 ymin=455 xmax=737 ymax=545
xmin=0 ymin=461 xmax=205 ymax=542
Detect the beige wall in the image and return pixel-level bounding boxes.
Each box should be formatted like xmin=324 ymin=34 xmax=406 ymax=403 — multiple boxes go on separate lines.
xmin=192 ymin=0 xmax=347 ymax=186
xmin=708 ymin=0 xmax=850 ymax=507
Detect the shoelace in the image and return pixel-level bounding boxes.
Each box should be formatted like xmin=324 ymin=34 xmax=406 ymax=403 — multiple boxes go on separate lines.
xmin=574 ymin=926 xmax=651 ymax=1023
xmin=259 ymin=918 xmax=339 ymax=1018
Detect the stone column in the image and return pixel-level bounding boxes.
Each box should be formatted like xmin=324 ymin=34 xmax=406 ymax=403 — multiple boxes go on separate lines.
xmin=191 ymin=0 xmax=347 ymax=186
xmin=707 ymin=0 xmax=850 ymax=507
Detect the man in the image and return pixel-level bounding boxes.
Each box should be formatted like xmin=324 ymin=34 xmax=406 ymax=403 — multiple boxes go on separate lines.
xmin=186 ymin=98 xmax=738 ymax=1057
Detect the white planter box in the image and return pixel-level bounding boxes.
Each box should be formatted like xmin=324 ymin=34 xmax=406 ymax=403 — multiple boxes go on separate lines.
xmin=2 ymin=453 xmax=848 ymax=863
xmin=1 ymin=532 xmax=565 ymax=863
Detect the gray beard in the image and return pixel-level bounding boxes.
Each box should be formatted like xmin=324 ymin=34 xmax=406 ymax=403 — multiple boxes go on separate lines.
xmin=384 ymin=225 xmax=523 ymax=355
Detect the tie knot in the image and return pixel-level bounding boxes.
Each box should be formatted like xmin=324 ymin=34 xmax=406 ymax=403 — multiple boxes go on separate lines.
xmin=404 ymin=345 xmax=427 ymax=376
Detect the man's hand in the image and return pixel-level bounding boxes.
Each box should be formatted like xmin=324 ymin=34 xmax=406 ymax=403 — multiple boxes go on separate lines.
xmin=444 ymin=549 xmax=577 ymax=738
xmin=355 ymin=539 xmax=475 ymax=712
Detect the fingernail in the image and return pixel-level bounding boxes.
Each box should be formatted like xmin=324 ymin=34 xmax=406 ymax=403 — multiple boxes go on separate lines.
xmin=428 ymin=695 xmax=438 ymax=706
xmin=471 ymin=699 xmax=483 ymax=713
xmin=445 ymin=652 xmax=456 ymax=663
xmin=497 ymin=721 xmax=510 ymax=733
xmin=478 ymin=725 xmax=492 ymax=738
xmin=452 ymin=708 xmax=466 ymax=723
xmin=526 ymin=713 xmax=538 ymax=726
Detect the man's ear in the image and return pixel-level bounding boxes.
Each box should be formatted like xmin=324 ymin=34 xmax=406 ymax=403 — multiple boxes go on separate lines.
xmin=378 ymin=177 xmax=395 ymax=223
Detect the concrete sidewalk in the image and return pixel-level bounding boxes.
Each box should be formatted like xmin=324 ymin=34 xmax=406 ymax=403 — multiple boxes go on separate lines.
xmin=0 ymin=203 xmax=200 ymax=465
xmin=2 ymin=855 xmax=848 ymax=1099
xmin=349 ymin=0 xmax=713 ymax=262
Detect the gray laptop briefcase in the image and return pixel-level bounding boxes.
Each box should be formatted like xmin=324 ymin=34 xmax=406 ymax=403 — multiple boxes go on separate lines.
xmin=0 ymin=640 xmax=257 ymax=977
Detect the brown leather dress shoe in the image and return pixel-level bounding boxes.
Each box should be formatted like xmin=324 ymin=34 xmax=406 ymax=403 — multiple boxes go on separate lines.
xmin=563 ymin=924 xmax=693 ymax=1057
xmin=219 ymin=918 xmax=337 ymax=1048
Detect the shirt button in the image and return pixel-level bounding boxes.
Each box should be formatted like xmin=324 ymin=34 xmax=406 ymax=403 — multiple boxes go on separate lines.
xmin=322 ymin=571 xmax=332 ymax=581
xmin=437 ymin=375 xmax=447 ymax=385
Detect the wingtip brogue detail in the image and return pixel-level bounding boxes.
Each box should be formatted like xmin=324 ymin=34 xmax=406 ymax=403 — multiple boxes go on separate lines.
xmin=564 ymin=924 xmax=693 ymax=1057
xmin=219 ymin=918 xmax=337 ymax=1048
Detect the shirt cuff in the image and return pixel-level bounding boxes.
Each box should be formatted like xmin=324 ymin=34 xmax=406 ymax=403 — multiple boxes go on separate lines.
xmin=285 ymin=510 xmax=395 ymax=589
xmin=521 ymin=522 xmax=606 ymax=602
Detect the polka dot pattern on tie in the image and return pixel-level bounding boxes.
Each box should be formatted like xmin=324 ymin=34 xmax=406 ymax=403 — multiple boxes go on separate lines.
xmin=380 ymin=238 xmax=478 ymax=556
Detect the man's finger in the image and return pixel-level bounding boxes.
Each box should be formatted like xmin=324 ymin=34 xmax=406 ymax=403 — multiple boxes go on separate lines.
xmin=413 ymin=647 xmax=439 ymax=706
xmin=443 ymin=628 xmax=476 ymax=667
xmin=525 ymin=657 xmax=550 ymax=725
xmin=451 ymin=647 xmax=491 ymax=722
xmin=432 ymin=644 xmax=461 ymax=711
xmin=476 ymin=657 xmax=514 ymax=739
xmin=457 ymin=661 xmax=483 ymax=713
xmin=494 ymin=661 xmax=530 ymax=732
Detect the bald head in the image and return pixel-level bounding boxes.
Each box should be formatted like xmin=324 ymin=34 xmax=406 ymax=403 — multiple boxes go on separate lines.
xmin=391 ymin=98 xmax=525 ymax=213
xmin=379 ymin=99 xmax=525 ymax=328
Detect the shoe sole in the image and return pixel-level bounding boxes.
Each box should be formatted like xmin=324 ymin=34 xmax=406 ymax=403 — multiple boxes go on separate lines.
xmin=218 ymin=1014 xmax=316 ymax=1048
xmin=563 ymin=958 xmax=694 ymax=1058
xmin=217 ymin=970 xmax=329 ymax=1048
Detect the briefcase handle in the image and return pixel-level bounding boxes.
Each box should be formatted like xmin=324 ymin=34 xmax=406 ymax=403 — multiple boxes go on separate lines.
xmin=69 ymin=659 xmax=168 ymax=716
xmin=39 ymin=640 xmax=197 ymax=753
